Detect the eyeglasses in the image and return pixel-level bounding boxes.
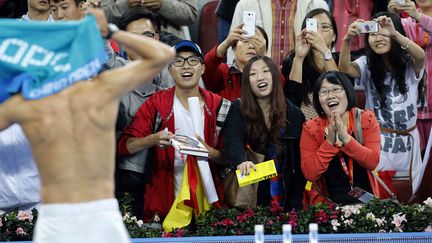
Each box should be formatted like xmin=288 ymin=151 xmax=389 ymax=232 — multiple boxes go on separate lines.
xmin=172 ymin=56 xmax=202 ymax=67
xmin=319 ymin=23 xmax=333 ymax=32
xmin=318 ymin=86 xmax=344 ymax=97
xmin=142 ymin=31 xmax=156 ymax=38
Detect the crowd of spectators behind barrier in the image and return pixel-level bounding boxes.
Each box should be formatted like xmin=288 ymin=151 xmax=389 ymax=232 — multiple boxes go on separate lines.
xmin=1 ymin=0 xmax=432 ymax=234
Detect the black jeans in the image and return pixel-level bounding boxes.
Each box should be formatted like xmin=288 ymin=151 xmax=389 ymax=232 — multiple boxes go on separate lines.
xmin=116 ymin=169 xmax=145 ymax=220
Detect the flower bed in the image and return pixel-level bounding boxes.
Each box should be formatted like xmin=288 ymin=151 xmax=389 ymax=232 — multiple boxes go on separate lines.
xmin=1 ymin=198 xmax=432 ymax=241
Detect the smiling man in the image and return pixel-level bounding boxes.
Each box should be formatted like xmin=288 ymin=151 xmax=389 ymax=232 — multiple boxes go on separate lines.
xmin=118 ymin=40 xmax=231 ymax=224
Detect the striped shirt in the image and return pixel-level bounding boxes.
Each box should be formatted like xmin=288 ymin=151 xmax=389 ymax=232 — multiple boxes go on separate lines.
xmin=271 ymin=0 xmax=297 ymax=68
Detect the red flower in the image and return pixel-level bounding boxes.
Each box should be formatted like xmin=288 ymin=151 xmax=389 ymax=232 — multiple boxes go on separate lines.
xmin=236 ymin=214 xmax=248 ymax=223
xmin=162 ymin=231 xmax=173 ymax=238
xmin=176 ymin=228 xmax=185 ymax=237
xmin=220 ymin=218 xmax=234 ymax=226
xmin=330 ymin=209 xmax=340 ymax=219
xmin=314 ymin=209 xmax=329 ymax=224
xmin=267 ymin=219 xmax=274 ymax=225
xmin=270 ymin=200 xmax=283 ymax=214
xmin=288 ymin=210 xmax=298 ymax=228
xmin=244 ymin=209 xmax=255 ymax=217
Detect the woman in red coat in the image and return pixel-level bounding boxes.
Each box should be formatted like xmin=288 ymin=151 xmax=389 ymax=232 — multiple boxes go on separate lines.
xmin=300 ymin=71 xmax=390 ymax=206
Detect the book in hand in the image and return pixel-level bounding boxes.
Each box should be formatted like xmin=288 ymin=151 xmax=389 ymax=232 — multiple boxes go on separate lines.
xmin=169 ymin=134 xmax=209 ymax=158
xmin=235 ymin=159 xmax=278 ymax=187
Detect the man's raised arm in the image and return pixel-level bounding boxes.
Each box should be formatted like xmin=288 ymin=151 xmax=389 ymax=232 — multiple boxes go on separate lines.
xmin=89 ymin=9 xmax=175 ymax=101
xmin=0 ymin=105 xmax=14 ymax=132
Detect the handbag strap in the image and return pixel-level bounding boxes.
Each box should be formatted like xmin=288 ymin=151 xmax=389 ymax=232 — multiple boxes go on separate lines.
xmin=354 ymin=108 xmax=398 ymax=201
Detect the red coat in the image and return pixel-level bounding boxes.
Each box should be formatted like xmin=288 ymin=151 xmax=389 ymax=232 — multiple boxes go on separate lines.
xmin=118 ymin=87 xmax=226 ymax=221
xmin=203 ymin=46 xmax=285 ymax=101
xmin=300 ymin=108 xmax=390 ymax=206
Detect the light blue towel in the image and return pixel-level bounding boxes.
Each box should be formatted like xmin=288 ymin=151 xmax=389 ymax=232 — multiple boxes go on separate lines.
xmin=0 ymin=15 xmax=108 ymax=102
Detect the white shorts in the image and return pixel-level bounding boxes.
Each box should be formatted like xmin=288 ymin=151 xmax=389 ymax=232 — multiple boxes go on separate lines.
xmin=34 ymin=198 xmax=130 ymax=243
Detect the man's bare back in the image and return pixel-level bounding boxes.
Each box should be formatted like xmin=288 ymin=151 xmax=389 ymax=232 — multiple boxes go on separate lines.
xmin=3 ymin=80 xmax=119 ymax=203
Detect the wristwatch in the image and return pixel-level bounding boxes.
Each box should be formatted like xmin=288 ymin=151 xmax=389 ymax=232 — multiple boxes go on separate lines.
xmin=323 ymin=50 xmax=333 ymax=61
xmin=105 ymin=23 xmax=119 ymax=39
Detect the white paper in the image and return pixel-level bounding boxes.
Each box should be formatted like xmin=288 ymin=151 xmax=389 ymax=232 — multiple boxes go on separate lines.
xmin=187 ymin=97 xmax=218 ymax=203
xmin=187 ymin=97 xmax=203 ymax=136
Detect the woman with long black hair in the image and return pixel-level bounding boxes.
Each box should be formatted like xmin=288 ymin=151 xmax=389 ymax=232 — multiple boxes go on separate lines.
xmin=339 ymin=12 xmax=426 ymax=195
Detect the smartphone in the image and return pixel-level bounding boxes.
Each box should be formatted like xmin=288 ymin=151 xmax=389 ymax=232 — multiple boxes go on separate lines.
xmin=358 ymin=21 xmax=379 ymax=34
xmin=242 ymin=11 xmax=256 ymax=37
xmin=306 ymin=18 xmax=318 ymax=32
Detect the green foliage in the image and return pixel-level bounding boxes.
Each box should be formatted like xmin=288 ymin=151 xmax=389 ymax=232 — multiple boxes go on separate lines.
xmin=1 ymin=198 xmax=432 ymax=240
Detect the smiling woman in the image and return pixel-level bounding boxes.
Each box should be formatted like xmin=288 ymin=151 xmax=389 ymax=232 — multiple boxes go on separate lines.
xmin=300 ymin=71 xmax=391 ymax=206
xmin=223 ymin=56 xmax=306 ymax=211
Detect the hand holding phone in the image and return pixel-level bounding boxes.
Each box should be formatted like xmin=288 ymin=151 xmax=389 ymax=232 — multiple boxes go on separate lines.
xmin=306 ymin=18 xmax=318 ymax=32
xmin=242 ymin=11 xmax=256 ymax=37
xmin=358 ymin=21 xmax=379 ymax=34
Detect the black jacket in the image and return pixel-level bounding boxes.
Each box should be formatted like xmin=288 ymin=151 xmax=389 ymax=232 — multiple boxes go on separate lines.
xmin=223 ymin=99 xmax=306 ymax=210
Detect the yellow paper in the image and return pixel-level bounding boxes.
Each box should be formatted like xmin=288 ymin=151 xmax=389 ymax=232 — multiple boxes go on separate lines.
xmin=235 ymin=159 xmax=277 ymax=187
xmin=305 ymin=181 xmax=313 ymax=191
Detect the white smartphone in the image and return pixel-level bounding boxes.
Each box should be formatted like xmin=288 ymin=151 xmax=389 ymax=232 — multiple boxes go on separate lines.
xmin=306 ymin=18 xmax=318 ymax=32
xmin=242 ymin=11 xmax=256 ymax=37
xmin=358 ymin=21 xmax=379 ymax=33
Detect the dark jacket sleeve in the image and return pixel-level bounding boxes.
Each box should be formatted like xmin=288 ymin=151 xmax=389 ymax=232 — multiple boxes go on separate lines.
xmin=283 ymin=99 xmax=306 ymax=210
xmin=281 ymin=52 xmax=306 ymax=108
xmin=223 ymin=99 xmax=246 ymax=167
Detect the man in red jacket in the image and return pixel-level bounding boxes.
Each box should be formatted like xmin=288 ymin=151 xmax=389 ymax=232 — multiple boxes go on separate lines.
xmin=118 ymin=40 xmax=231 ymax=222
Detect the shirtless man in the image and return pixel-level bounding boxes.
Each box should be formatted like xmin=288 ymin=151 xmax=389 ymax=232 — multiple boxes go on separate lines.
xmin=0 ymin=6 xmax=174 ymax=243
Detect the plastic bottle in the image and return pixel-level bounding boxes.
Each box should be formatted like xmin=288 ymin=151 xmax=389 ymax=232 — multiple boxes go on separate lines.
xmin=309 ymin=223 xmax=318 ymax=243
xmin=282 ymin=224 xmax=292 ymax=243
xmin=254 ymin=224 xmax=264 ymax=243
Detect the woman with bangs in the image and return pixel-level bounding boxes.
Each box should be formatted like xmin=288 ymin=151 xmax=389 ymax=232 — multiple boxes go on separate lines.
xmin=300 ymin=71 xmax=389 ymax=206
xmin=282 ymin=8 xmax=339 ymax=121
xmin=339 ymin=12 xmax=426 ymax=197
xmin=223 ymin=56 xmax=306 ymax=210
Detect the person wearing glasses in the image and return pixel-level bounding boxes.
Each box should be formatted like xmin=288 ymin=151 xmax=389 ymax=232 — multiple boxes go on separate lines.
xmin=118 ymin=40 xmax=231 ymax=222
xmin=300 ymin=71 xmax=389 ymax=206
xmin=282 ymin=8 xmax=339 ymax=121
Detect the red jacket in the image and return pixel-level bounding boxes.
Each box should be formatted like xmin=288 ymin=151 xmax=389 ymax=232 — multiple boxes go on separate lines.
xmin=118 ymin=87 xmax=227 ymax=221
xmin=203 ymin=46 xmax=285 ymax=101
xmin=300 ymin=109 xmax=390 ymax=206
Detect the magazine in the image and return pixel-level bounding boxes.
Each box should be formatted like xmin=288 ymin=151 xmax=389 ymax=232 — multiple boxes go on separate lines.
xmin=169 ymin=134 xmax=209 ymax=158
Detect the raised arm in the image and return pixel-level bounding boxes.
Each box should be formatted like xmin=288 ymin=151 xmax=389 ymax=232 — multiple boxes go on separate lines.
xmin=339 ymin=21 xmax=362 ymax=78
xmin=89 ymin=9 xmax=174 ymax=102
xmin=0 ymin=110 xmax=12 ymax=131
xmin=289 ymin=30 xmax=310 ymax=83
xmin=377 ymin=15 xmax=425 ymax=75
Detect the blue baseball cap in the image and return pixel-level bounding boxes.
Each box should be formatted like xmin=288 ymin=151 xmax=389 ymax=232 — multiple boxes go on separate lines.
xmin=173 ymin=40 xmax=203 ymax=57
